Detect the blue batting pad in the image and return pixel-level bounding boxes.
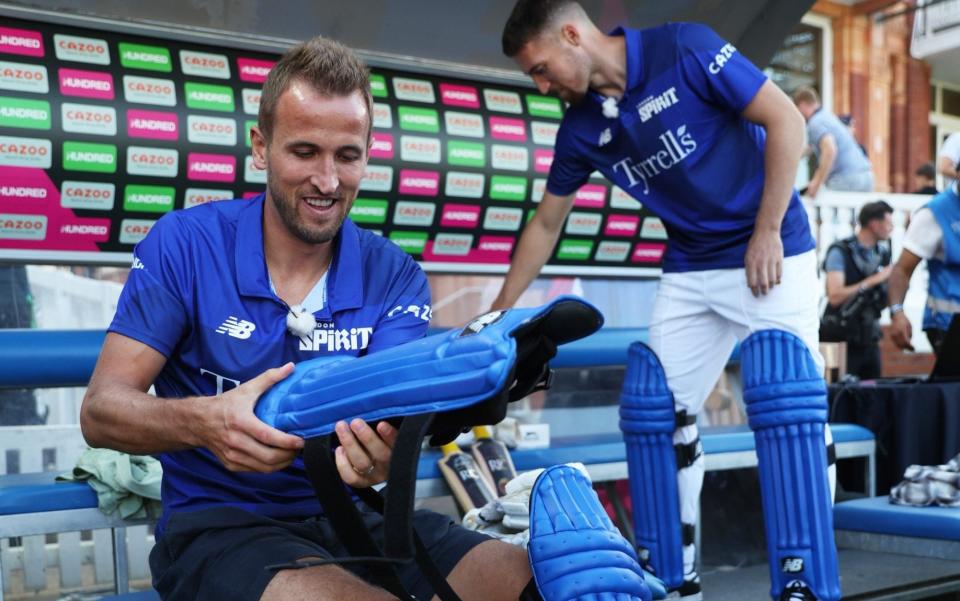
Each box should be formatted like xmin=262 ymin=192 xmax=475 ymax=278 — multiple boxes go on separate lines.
xmin=255 ymin=296 xmax=602 ymax=440
xmin=741 ymin=330 xmax=840 ymax=601
xmin=528 ymin=465 xmax=652 ymax=601
xmin=618 ymin=342 xmax=684 ymax=589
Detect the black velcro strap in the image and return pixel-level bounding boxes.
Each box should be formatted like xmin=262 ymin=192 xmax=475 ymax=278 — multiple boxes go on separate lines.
xmin=411 ymin=528 xmax=463 ymax=601
xmin=301 ymin=436 xmax=411 ymax=599
xmin=519 ymin=577 xmax=544 ymax=601
xmin=675 ymin=410 xmax=697 ymax=428
xmin=382 ymin=413 xmax=435 ymax=559
xmin=682 ymin=523 xmax=696 ymax=546
xmin=826 ymin=442 xmax=837 ymax=466
xmin=675 ymin=437 xmax=703 ymax=469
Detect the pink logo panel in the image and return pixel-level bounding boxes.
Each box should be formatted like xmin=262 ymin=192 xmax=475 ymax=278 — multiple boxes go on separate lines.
xmin=0 ymin=26 xmax=44 ymax=57
xmin=59 ymin=68 xmax=114 ymax=100
xmin=439 ymin=83 xmax=479 ymax=108
xmin=605 ymin=214 xmax=640 ymax=237
xmin=237 ymin=57 xmax=275 ymax=83
xmin=573 ymin=184 xmax=607 ymax=208
xmin=632 ymin=243 xmax=666 ymax=263
xmin=533 ymin=148 xmax=553 ymax=173
xmin=187 ymin=153 xmax=236 ymax=183
xmin=127 ymin=109 xmax=179 ymax=141
xmin=489 ymin=117 xmax=527 ymax=142
xmin=440 ymin=203 xmax=480 ymax=228
xmin=370 ymin=133 xmax=394 ymax=160
xmin=398 ymin=170 xmax=439 ymax=196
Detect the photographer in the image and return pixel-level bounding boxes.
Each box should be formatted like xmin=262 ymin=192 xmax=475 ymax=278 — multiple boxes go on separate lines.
xmin=821 ymin=201 xmax=894 ymax=378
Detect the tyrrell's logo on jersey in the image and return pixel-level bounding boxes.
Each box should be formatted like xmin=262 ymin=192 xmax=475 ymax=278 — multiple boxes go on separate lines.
xmin=299 ymin=324 xmax=374 ymax=352
xmin=612 ymin=125 xmax=697 ymax=195
xmin=216 ymin=316 xmax=256 ymax=340
xmin=636 ymin=87 xmax=678 ymax=123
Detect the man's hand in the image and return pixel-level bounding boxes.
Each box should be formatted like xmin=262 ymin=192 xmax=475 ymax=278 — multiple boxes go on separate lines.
xmin=805 ymin=180 xmax=821 ymax=199
xmin=890 ymin=312 xmax=915 ymax=351
xmin=335 ymin=419 xmax=398 ymax=487
xmin=198 ymin=363 xmax=305 ymax=473
xmin=745 ymin=228 xmax=784 ymax=296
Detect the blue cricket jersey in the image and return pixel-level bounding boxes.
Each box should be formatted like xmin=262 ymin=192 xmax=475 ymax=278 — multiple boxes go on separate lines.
xmin=548 ymin=24 xmax=815 ymax=272
xmin=108 ymin=195 xmax=432 ymax=536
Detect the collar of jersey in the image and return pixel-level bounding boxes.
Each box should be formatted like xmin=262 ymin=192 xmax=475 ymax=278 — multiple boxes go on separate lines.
xmin=234 ymin=194 xmax=363 ymax=314
xmin=588 ymin=27 xmax=644 ymax=112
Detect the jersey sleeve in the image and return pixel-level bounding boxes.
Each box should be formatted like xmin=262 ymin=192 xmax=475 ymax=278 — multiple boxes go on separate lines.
xmin=676 ymin=22 xmax=767 ymax=113
xmin=366 ymin=253 xmax=432 ymax=353
xmin=545 ymin=119 xmax=593 ymax=197
xmin=940 ymin=132 xmax=960 ymax=163
xmin=823 ymin=246 xmax=846 ymax=272
xmin=108 ymin=213 xmax=191 ymax=357
xmin=902 ymin=208 xmax=944 ymax=260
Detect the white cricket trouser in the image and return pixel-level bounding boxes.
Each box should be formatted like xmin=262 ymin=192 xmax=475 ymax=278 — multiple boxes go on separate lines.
xmin=648 ymin=249 xmax=826 ymax=578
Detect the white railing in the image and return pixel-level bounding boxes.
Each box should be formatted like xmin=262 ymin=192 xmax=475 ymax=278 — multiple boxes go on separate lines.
xmin=0 ymin=425 xmax=153 ymax=597
xmin=808 ymin=189 xmax=932 ymax=352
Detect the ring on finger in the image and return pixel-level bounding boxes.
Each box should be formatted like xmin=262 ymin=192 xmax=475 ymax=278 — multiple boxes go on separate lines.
xmin=352 ymin=463 xmax=375 ymax=476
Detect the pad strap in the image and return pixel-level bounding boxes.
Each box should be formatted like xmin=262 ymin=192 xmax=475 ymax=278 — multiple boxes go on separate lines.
xmin=674 ymin=437 xmax=703 ymax=470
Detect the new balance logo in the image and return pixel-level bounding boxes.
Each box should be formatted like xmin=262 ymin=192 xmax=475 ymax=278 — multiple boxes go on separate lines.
xmin=598 ymin=127 xmax=612 ymax=147
xmin=216 ymin=317 xmax=256 ymax=339
xmin=781 ymin=557 xmax=804 ymax=573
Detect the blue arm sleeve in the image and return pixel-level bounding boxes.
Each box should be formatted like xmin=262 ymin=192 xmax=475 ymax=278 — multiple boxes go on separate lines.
xmin=823 ymin=246 xmax=846 ymax=273
xmin=676 ymin=22 xmax=768 ymax=113
xmin=546 ymin=119 xmax=593 ymax=197
xmin=108 ymin=213 xmax=191 ymax=357
xmin=366 ymin=254 xmax=431 ymax=353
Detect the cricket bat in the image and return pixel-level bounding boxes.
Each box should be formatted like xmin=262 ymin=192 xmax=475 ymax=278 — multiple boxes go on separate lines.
xmin=438 ymin=442 xmax=497 ymax=514
xmin=471 ymin=426 xmax=517 ymax=497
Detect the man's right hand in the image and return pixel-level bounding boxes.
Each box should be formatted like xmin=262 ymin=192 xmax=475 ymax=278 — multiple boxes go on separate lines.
xmin=197 ymin=363 xmax=304 ymax=473
xmin=889 ymin=312 xmax=915 ymax=352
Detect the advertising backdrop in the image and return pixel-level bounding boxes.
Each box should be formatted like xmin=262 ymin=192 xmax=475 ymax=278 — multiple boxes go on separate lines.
xmin=0 ymin=9 xmax=665 ymax=274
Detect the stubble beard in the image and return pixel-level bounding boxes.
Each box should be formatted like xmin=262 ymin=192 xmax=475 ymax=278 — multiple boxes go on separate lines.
xmin=266 ymin=171 xmax=345 ymax=245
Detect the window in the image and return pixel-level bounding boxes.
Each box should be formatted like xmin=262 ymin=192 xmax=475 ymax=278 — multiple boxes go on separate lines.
xmin=768 ymin=24 xmax=823 ymax=95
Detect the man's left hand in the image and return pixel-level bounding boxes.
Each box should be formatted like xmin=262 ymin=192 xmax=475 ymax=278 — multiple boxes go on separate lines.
xmin=335 ymin=419 xmax=398 ymax=487
xmin=745 ymin=229 xmax=784 ymax=296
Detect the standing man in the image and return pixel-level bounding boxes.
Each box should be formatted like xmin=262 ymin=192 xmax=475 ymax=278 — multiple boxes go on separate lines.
xmin=938 ymin=131 xmax=960 ymax=189
xmin=793 ymin=87 xmax=874 ymax=197
xmin=914 ymin=162 xmax=939 ymax=195
xmin=495 ymin=2 xmax=839 ymax=600
xmin=889 ymin=164 xmax=960 ymax=355
xmin=821 ymin=201 xmax=893 ymax=379
xmin=80 ymin=37 xmax=531 ymax=601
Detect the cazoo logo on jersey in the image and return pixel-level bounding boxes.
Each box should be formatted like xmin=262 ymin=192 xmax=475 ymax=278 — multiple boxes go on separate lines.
xmin=612 ymin=125 xmax=697 ymax=195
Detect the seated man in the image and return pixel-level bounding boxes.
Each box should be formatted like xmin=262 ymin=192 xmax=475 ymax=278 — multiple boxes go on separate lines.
xmin=80 ymin=36 xmax=531 ymax=601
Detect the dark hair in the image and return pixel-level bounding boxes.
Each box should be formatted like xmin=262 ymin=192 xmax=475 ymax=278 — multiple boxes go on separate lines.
xmin=858 ymin=200 xmax=893 ymax=228
xmin=838 ymin=114 xmax=853 ymax=127
xmin=915 ymin=161 xmax=936 ymax=179
xmin=258 ymin=37 xmax=372 ymax=142
xmin=791 ymin=85 xmax=820 ymax=106
xmin=502 ymin=0 xmax=580 ymax=57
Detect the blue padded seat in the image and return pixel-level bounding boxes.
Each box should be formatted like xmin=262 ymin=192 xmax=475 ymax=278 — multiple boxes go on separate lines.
xmin=99 ymin=592 xmax=160 ymax=601
xmin=0 ymin=472 xmax=97 ymax=515
xmin=834 ymin=496 xmax=960 ymax=541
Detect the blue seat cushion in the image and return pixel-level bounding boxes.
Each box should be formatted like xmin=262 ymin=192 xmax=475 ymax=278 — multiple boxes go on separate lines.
xmin=100 ymin=591 xmax=160 ymax=601
xmin=834 ymin=496 xmax=960 ymax=541
xmin=0 ymin=473 xmax=97 ymax=515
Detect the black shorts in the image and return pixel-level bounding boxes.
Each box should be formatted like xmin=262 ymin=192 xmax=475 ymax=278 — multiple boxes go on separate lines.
xmin=149 ymin=505 xmax=492 ymax=601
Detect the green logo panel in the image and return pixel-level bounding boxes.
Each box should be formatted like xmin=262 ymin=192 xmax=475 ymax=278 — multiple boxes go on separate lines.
xmin=119 ymin=42 xmax=172 ymax=72
xmin=398 ymin=106 xmax=439 ymax=133
xmin=447 ymin=140 xmax=485 ymax=168
xmin=244 ymin=119 xmax=257 ymax=147
xmin=369 ymin=74 xmax=388 ymax=98
xmin=389 ymin=230 xmax=428 ymax=254
xmin=124 ymin=184 xmax=175 ymax=213
xmin=489 ymin=175 xmax=527 ymax=201
xmin=62 ymin=141 xmax=117 ymax=173
xmin=556 ymin=238 xmax=594 ymax=261
xmin=525 ymin=94 xmax=563 ymax=119
xmin=185 ymin=82 xmax=235 ymax=112
xmin=0 ymin=97 xmax=50 ymax=130
xmin=349 ymin=199 xmax=389 ymax=224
